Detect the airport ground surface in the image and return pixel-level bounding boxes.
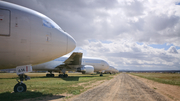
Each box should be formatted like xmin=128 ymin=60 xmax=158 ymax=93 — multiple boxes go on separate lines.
xmin=1 ymin=73 xmax=180 ymax=101
xmin=72 ymin=73 xmax=170 ymax=101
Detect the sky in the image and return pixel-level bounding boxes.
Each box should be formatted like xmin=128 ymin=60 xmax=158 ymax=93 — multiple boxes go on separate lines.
xmin=3 ymin=0 xmax=180 ymax=70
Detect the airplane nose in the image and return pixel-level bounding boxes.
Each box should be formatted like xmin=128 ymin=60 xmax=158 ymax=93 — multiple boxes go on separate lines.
xmin=67 ymin=35 xmax=76 ymax=53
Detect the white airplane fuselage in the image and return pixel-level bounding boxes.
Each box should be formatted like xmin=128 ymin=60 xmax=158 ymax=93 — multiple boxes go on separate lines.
xmin=0 ymin=1 xmax=76 ymax=69
xmin=32 ymin=57 xmax=109 ymax=73
xmin=82 ymin=58 xmax=109 ymax=72
xmin=105 ymin=66 xmax=119 ymax=73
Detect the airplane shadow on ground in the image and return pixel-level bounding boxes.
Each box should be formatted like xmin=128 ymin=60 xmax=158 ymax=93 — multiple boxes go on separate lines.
xmin=55 ymin=75 xmax=100 ymax=81
xmin=18 ymin=74 xmax=101 ymax=81
xmin=32 ymin=76 xmax=80 ymax=81
xmin=0 ymin=91 xmax=65 ymax=101
xmin=59 ymin=76 xmax=80 ymax=81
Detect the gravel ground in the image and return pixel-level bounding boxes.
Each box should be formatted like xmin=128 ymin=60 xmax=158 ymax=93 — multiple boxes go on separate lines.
xmin=72 ymin=73 xmax=168 ymax=101
xmin=130 ymin=74 xmax=180 ymax=101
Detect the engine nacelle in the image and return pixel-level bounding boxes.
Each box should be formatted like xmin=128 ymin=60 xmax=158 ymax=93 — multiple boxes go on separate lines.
xmin=77 ymin=65 xmax=94 ymax=74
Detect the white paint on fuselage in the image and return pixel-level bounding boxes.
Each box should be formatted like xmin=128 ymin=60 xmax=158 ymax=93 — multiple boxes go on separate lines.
xmin=105 ymin=66 xmax=119 ymax=73
xmin=82 ymin=58 xmax=109 ymax=72
xmin=0 ymin=1 xmax=76 ymax=69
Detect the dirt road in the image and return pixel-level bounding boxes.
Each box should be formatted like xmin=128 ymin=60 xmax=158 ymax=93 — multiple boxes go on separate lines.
xmin=72 ymin=73 xmax=168 ymax=101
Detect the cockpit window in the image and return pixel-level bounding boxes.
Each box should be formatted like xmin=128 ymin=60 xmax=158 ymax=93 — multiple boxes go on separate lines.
xmin=42 ymin=18 xmax=64 ymax=31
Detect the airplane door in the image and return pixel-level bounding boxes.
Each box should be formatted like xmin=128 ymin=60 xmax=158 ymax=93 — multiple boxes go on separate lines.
xmin=0 ymin=9 xmax=10 ymax=36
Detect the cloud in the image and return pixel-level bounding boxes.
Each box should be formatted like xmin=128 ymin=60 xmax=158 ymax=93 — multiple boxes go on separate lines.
xmin=168 ymin=46 xmax=178 ymax=54
xmin=80 ymin=40 xmax=180 ymax=70
xmin=4 ymin=0 xmax=180 ymax=45
xmin=3 ymin=0 xmax=180 ymax=70
xmin=118 ymin=0 xmax=145 ymax=17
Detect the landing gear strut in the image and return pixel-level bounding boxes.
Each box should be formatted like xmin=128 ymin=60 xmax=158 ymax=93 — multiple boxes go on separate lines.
xmin=14 ymin=74 xmax=30 ymax=92
xmin=46 ymin=71 xmax=54 ymax=77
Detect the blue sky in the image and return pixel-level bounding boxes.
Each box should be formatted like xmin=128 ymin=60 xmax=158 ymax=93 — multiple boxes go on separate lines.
xmin=176 ymin=2 xmax=180 ymax=5
xmin=149 ymin=43 xmax=180 ymax=50
xmin=136 ymin=43 xmax=180 ymax=50
xmin=5 ymin=0 xmax=180 ymax=70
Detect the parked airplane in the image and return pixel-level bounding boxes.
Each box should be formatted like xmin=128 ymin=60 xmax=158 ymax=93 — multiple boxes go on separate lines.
xmin=111 ymin=66 xmax=119 ymax=74
xmin=0 ymin=1 xmax=76 ymax=92
xmin=33 ymin=52 xmax=109 ymax=77
xmin=104 ymin=66 xmax=113 ymax=74
xmin=104 ymin=66 xmax=119 ymax=74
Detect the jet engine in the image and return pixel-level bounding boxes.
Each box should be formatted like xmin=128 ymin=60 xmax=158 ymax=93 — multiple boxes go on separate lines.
xmin=77 ymin=65 xmax=94 ymax=74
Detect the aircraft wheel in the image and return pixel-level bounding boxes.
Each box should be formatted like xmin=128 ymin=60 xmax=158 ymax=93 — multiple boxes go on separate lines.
xmin=100 ymin=74 xmax=103 ymax=76
xmin=59 ymin=74 xmax=63 ymax=78
xmin=14 ymin=83 xmax=27 ymax=92
xmin=64 ymin=74 xmax=68 ymax=78
xmin=46 ymin=74 xmax=50 ymax=77
xmin=50 ymin=74 xmax=54 ymax=77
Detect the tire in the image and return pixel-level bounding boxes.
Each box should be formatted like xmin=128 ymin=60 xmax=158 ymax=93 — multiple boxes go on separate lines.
xmin=100 ymin=74 xmax=103 ymax=76
xmin=46 ymin=74 xmax=50 ymax=77
xmin=59 ymin=74 xmax=63 ymax=78
xmin=50 ymin=74 xmax=54 ymax=77
xmin=14 ymin=83 xmax=27 ymax=92
xmin=64 ymin=74 xmax=68 ymax=78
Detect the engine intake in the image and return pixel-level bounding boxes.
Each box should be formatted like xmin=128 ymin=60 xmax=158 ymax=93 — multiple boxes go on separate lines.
xmin=77 ymin=65 xmax=94 ymax=74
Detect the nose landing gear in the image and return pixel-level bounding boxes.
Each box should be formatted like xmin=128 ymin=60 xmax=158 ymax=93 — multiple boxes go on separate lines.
xmin=14 ymin=74 xmax=30 ymax=92
xmin=14 ymin=65 xmax=32 ymax=92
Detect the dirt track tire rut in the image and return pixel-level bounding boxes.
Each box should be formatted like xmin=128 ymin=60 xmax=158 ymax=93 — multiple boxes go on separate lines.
xmin=72 ymin=73 xmax=168 ymax=101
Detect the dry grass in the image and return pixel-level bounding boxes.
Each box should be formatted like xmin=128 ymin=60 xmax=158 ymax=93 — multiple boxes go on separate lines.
xmin=130 ymin=73 xmax=180 ymax=86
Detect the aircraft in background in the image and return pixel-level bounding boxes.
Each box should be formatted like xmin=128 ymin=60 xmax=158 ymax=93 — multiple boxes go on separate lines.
xmin=111 ymin=66 xmax=119 ymax=74
xmin=104 ymin=66 xmax=119 ymax=74
xmin=33 ymin=52 xmax=109 ymax=77
xmin=0 ymin=1 xmax=76 ymax=92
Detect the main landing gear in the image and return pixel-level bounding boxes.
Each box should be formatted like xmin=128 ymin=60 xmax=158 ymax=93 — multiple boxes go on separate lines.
xmin=14 ymin=74 xmax=30 ymax=92
xmin=46 ymin=71 xmax=54 ymax=77
xmin=59 ymin=73 xmax=68 ymax=78
xmin=46 ymin=74 xmax=54 ymax=77
xmin=100 ymin=72 xmax=103 ymax=76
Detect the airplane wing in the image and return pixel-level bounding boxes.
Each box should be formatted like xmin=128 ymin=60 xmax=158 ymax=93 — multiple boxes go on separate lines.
xmin=63 ymin=52 xmax=82 ymax=65
xmin=56 ymin=52 xmax=83 ymax=69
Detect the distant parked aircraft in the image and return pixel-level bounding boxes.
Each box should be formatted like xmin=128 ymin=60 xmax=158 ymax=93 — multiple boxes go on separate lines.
xmin=33 ymin=52 xmax=110 ymax=77
xmin=104 ymin=66 xmax=119 ymax=74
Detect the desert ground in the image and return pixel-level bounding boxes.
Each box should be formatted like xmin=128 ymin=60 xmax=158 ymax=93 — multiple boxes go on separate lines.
xmin=70 ymin=73 xmax=180 ymax=101
xmin=1 ymin=73 xmax=180 ymax=101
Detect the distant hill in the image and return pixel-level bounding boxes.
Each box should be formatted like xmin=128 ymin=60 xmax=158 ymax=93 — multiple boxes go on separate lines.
xmin=119 ymin=70 xmax=180 ymax=73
